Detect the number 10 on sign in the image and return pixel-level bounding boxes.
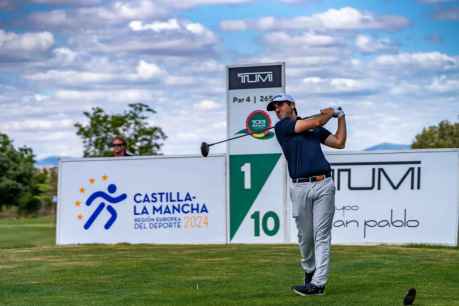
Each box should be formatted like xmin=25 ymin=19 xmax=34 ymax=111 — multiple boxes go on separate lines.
xmin=229 ymin=154 xmax=283 ymax=242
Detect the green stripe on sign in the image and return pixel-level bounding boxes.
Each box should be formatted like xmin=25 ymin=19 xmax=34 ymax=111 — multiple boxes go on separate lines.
xmin=229 ymin=154 xmax=282 ymax=240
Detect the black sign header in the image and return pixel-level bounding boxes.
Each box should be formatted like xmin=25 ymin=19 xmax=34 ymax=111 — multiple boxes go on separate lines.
xmin=228 ymin=65 xmax=283 ymax=90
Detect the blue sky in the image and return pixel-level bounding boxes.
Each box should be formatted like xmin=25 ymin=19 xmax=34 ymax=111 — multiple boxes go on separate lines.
xmin=0 ymin=0 xmax=458 ymax=158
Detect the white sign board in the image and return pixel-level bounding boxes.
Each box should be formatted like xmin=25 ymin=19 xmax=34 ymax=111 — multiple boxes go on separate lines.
xmin=227 ymin=63 xmax=287 ymax=243
xmin=57 ymin=155 xmax=227 ymax=245
xmin=288 ymin=150 xmax=459 ymax=246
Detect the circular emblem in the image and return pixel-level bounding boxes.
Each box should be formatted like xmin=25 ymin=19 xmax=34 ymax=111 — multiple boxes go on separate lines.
xmin=245 ymin=110 xmax=272 ymax=138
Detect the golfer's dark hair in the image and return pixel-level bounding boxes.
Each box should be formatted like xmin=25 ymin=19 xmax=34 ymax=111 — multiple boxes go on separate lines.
xmin=289 ymin=101 xmax=298 ymax=116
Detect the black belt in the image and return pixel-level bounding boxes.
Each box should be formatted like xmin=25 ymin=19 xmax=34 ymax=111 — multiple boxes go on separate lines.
xmin=292 ymin=172 xmax=331 ymax=183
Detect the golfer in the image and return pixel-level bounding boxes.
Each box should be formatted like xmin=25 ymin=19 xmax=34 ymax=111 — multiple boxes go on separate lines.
xmin=266 ymin=94 xmax=346 ymax=296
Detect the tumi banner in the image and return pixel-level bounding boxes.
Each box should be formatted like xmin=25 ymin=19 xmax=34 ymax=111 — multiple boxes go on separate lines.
xmin=57 ymin=155 xmax=227 ymax=245
xmin=228 ymin=64 xmax=282 ymax=90
xmin=287 ymin=150 xmax=459 ymax=246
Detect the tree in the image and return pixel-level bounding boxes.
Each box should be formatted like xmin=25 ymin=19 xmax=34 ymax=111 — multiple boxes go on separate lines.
xmin=33 ymin=167 xmax=58 ymax=215
xmin=412 ymin=120 xmax=459 ymax=149
xmin=74 ymin=103 xmax=167 ymax=157
xmin=0 ymin=132 xmax=40 ymax=213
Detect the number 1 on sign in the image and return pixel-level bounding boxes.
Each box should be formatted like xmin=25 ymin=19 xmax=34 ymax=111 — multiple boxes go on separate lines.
xmin=241 ymin=162 xmax=251 ymax=189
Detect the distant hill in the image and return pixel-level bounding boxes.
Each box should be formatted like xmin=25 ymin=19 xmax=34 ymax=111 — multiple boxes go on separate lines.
xmin=35 ymin=156 xmax=71 ymax=168
xmin=365 ymin=143 xmax=411 ymax=151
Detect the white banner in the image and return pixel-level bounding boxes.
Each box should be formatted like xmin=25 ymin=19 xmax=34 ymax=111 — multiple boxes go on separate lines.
xmin=288 ymin=150 xmax=459 ymax=246
xmin=57 ymin=155 xmax=227 ymax=245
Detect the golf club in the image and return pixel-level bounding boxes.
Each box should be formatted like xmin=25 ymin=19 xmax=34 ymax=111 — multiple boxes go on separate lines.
xmin=201 ymin=107 xmax=342 ymax=157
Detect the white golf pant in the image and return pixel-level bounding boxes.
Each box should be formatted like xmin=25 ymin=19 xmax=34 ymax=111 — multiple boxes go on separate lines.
xmin=290 ymin=177 xmax=335 ymax=287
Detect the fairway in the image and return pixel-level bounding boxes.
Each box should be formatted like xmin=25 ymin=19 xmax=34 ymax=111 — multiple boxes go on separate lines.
xmin=1 ymin=217 xmax=458 ymax=306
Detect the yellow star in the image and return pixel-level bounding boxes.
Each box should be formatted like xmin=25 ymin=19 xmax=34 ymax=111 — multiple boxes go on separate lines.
xmin=102 ymin=175 xmax=108 ymax=181
xmin=79 ymin=187 xmax=85 ymax=193
xmin=89 ymin=178 xmax=95 ymax=184
xmin=75 ymin=200 xmax=81 ymax=207
xmin=77 ymin=213 xmax=84 ymax=220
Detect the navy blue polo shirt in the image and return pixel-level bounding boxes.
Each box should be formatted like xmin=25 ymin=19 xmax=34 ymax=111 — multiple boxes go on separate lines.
xmin=275 ymin=117 xmax=331 ymax=179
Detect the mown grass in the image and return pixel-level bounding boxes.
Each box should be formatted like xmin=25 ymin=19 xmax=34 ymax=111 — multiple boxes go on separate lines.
xmin=0 ymin=217 xmax=458 ymax=306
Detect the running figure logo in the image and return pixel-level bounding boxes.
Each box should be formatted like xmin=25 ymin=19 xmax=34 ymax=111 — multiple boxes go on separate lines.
xmin=83 ymin=183 xmax=127 ymax=230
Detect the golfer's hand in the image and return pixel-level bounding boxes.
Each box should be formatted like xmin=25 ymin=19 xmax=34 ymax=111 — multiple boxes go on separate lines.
xmin=333 ymin=107 xmax=345 ymax=118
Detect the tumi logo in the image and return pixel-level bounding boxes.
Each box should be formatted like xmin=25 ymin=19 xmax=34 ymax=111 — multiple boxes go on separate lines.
xmin=331 ymin=161 xmax=422 ymax=191
xmin=237 ymin=71 xmax=273 ymax=84
xmin=228 ymin=64 xmax=282 ymax=90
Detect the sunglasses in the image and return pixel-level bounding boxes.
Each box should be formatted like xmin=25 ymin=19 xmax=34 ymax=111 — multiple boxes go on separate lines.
xmin=111 ymin=143 xmax=125 ymax=147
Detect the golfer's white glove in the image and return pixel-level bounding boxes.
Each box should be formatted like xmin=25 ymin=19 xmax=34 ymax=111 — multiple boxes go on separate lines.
xmin=333 ymin=107 xmax=345 ymax=118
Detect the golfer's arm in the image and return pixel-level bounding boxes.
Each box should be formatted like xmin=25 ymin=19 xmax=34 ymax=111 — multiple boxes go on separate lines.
xmin=324 ymin=116 xmax=347 ymax=149
xmin=294 ymin=114 xmax=333 ymax=133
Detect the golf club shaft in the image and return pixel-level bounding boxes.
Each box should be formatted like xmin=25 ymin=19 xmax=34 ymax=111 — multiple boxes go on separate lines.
xmin=208 ymin=126 xmax=275 ymax=147
xmin=207 ymin=112 xmax=321 ymax=147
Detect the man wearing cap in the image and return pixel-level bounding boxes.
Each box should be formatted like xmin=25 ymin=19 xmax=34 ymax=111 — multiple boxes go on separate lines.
xmin=267 ymin=94 xmax=346 ymax=296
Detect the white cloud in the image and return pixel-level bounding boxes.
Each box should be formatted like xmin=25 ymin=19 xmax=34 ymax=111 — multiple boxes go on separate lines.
xmin=28 ymin=1 xmax=162 ymax=29
xmin=428 ymin=76 xmax=459 ymax=93
xmin=25 ymin=60 xmax=163 ymax=84
xmin=29 ymin=10 xmax=70 ymax=27
xmin=136 ymin=60 xmax=163 ymax=79
xmin=112 ymin=0 xmax=156 ymax=19
xmin=316 ymin=7 xmax=409 ymax=30
xmin=129 ymin=19 xmax=181 ymax=32
xmin=34 ymin=94 xmax=48 ymax=102
xmin=301 ymin=77 xmax=375 ymax=95
xmin=355 ymin=34 xmax=393 ymax=53
xmin=185 ymin=22 xmax=207 ymax=35
xmin=193 ymin=99 xmax=221 ymax=111
xmin=84 ymin=19 xmax=218 ymax=55
xmin=128 ymin=19 xmax=216 ymax=41
xmin=25 ymin=70 xmax=117 ymax=84
xmin=220 ymin=20 xmax=248 ymax=31
xmin=53 ymin=48 xmax=78 ymax=63
xmin=288 ymin=56 xmax=340 ymax=66
xmin=0 ymin=119 xmax=74 ymax=132
xmin=130 ymin=19 xmax=216 ymax=37
xmin=388 ymin=82 xmax=421 ymax=96
xmin=164 ymin=76 xmax=195 ymax=86
xmin=317 ymin=7 xmax=370 ymax=29
xmin=0 ymin=30 xmax=54 ymax=53
xmin=28 ymin=0 xmax=253 ymax=30
xmin=264 ymin=31 xmax=338 ymax=47
xmin=221 ymin=7 xmax=409 ymax=32
xmin=374 ymin=52 xmax=457 ymax=70
xmin=256 ymin=16 xmax=276 ymax=31
xmin=54 ymin=89 xmax=155 ymax=103
xmin=167 ymin=0 xmax=252 ymax=9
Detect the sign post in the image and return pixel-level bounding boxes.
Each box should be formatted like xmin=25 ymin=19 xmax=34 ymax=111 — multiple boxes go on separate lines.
xmin=227 ymin=63 xmax=288 ymax=243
